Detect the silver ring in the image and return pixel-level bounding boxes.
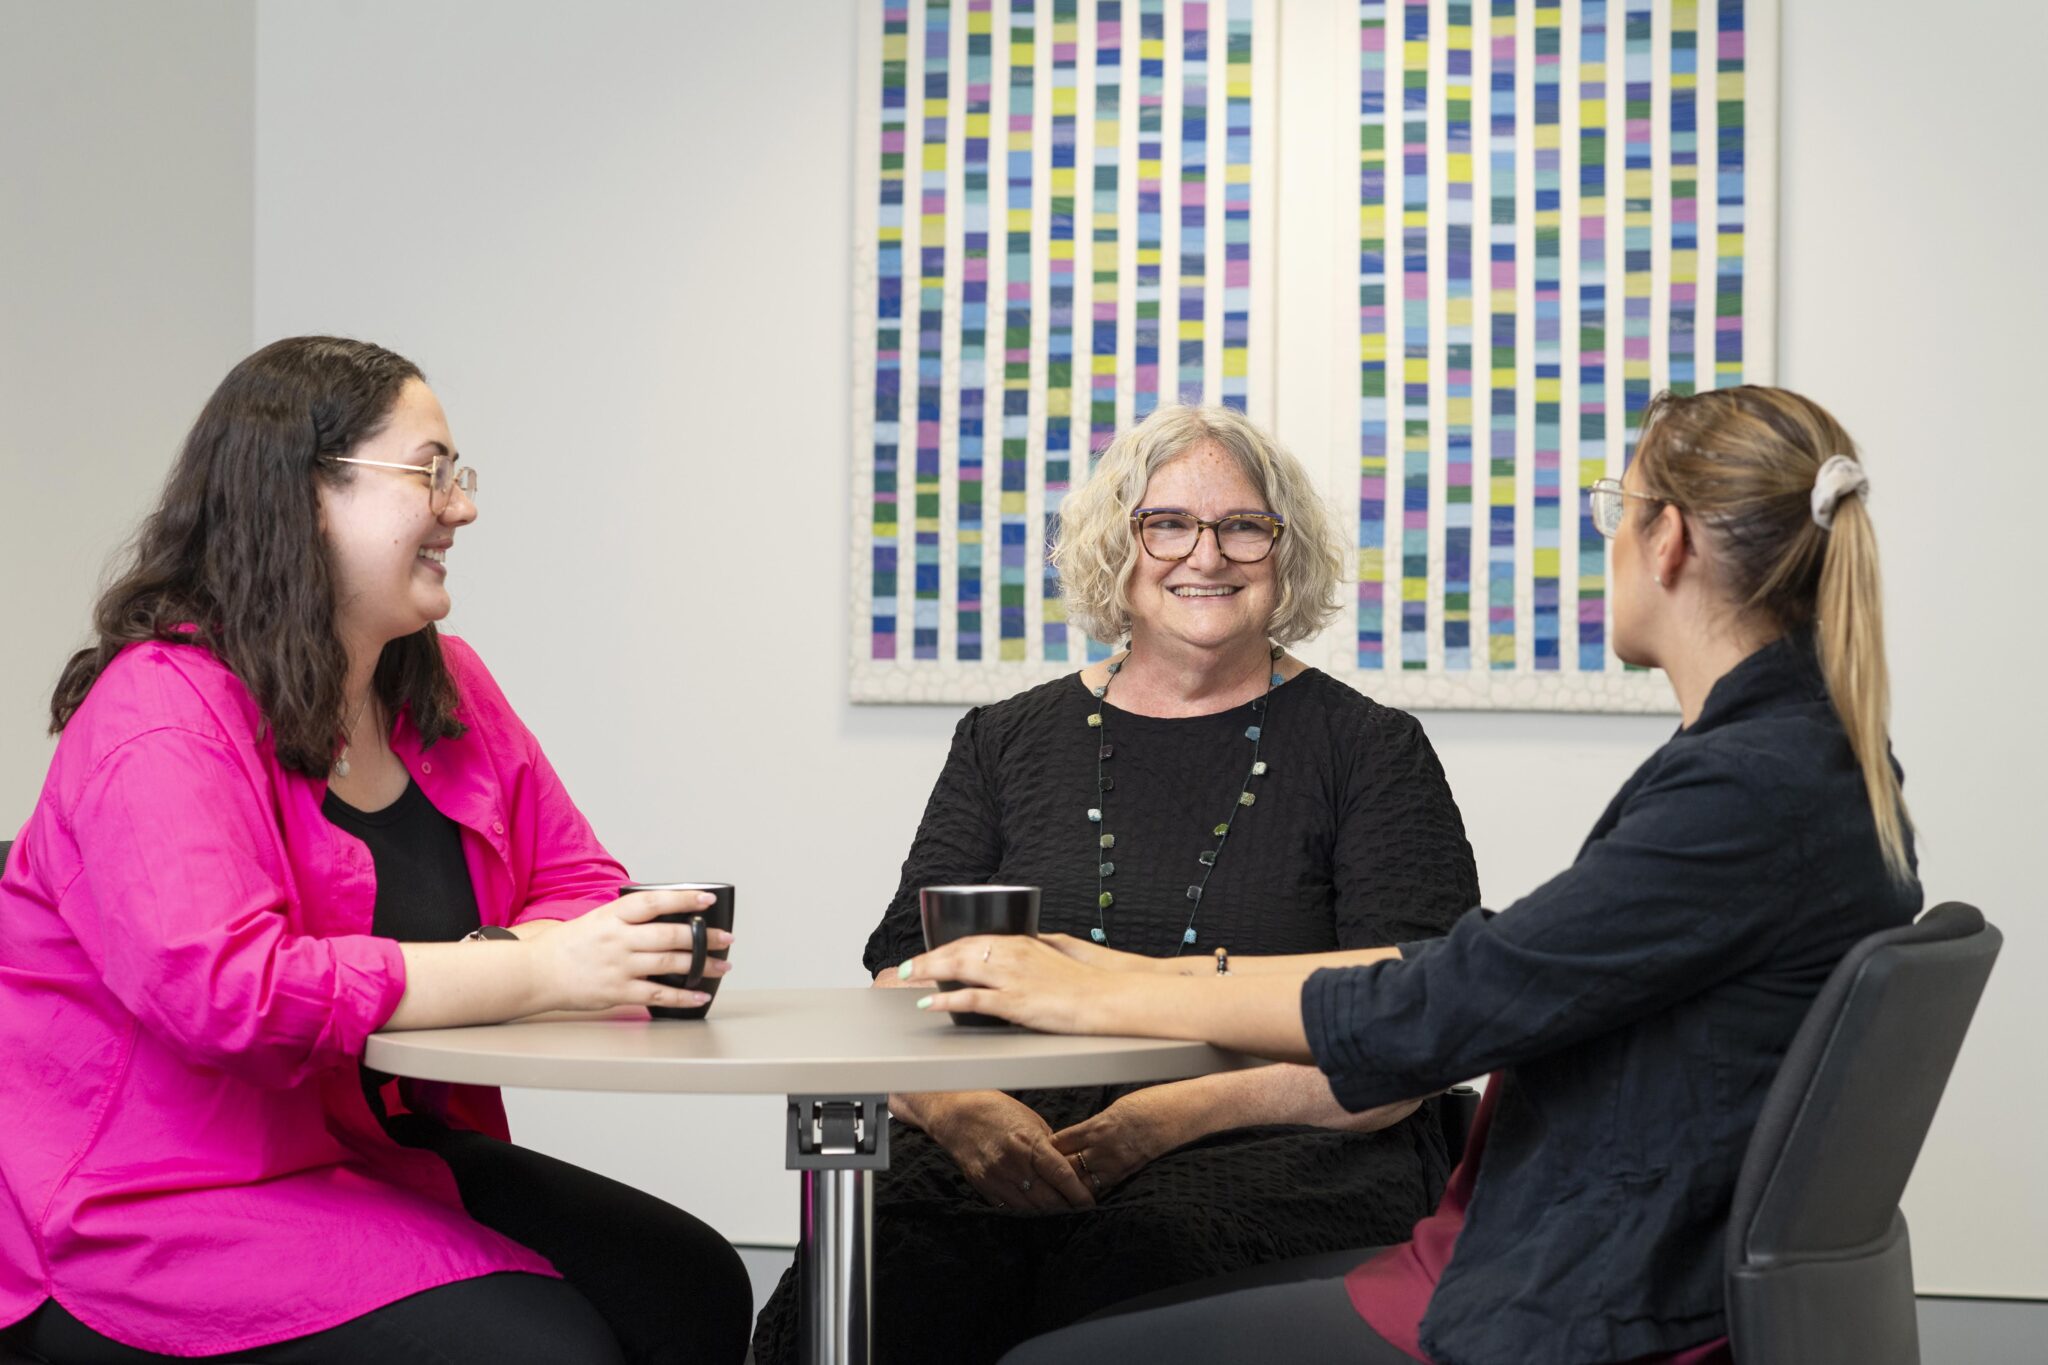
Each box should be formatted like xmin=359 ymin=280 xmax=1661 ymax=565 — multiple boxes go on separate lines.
xmin=1075 ymin=1152 xmax=1092 ymax=1174
xmin=1090 ymin=1174 xmax=1102 ymax=1192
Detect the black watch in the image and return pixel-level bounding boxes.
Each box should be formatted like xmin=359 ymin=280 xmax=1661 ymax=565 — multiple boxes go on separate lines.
xmin=462 ymin=925 xmax=519 ymax=943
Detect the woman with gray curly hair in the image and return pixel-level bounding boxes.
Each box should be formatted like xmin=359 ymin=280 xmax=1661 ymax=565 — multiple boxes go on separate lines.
xmin=753 ymin=405 xmax=1482 ymax=1365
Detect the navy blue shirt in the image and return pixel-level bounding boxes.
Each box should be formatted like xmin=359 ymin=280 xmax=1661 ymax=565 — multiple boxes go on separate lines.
xmin=1303 ymin=633 xmax=1922 ymax=1364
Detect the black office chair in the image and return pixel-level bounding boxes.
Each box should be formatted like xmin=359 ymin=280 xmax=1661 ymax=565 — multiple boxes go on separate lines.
xmin=1724 ymin=902 xmax=2001 ymax=1365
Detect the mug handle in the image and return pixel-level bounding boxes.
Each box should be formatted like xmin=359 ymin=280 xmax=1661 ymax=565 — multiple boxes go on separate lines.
xmin=685 ymin=913 xmax=709 ymax=989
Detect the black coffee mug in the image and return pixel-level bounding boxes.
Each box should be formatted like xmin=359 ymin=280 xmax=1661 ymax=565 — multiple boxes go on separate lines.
xmin=621 ymin=881 xmax=734 ymax=1020
xmin=918 ymin=884 xmax=1041 ymax=1027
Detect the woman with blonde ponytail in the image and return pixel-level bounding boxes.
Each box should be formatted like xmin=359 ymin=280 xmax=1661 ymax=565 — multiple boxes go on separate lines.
xmin=896 ymin=385 xmax=1924 ymax=1365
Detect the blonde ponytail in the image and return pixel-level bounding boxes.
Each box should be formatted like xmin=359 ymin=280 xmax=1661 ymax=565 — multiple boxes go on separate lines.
xmin=1814 ymin=492 xmax=1912 ymax=881
xmin=1633 ymin=386 xmax=1912 ymax=883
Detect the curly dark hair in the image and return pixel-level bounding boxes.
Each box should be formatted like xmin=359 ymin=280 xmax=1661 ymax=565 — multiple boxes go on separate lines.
xmin=50 ymin=336 xmax=465 ymax=774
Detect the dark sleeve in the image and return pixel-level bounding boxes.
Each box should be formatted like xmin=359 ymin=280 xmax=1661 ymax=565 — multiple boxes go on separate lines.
xmin=861 ymin=707 xmax=1006 ymax=974
xmin=1303 ymin=743 xmax=1799 ymax=1111
xmin=1331 ymin=704 xmax=1482 ymax=950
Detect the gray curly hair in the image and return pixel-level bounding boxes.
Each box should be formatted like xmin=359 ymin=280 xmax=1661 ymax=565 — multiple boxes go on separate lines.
xmin=1051 ymin=404 xmax=1344 ymax=646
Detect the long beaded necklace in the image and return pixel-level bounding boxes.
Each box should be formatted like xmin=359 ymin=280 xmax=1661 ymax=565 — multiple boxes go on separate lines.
xmin=1086 ymin=643 xmax=1285 ymax=952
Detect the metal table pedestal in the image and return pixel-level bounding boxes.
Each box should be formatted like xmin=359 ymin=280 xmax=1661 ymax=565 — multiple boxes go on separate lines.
xmin=788 ymin=1094 xmax=888 ymax=1365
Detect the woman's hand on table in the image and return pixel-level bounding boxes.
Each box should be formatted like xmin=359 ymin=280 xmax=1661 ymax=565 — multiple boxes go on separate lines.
xmin=918 ymin=1091 xmax=1098 ymax=1213
xmin=903 ymin=933 xmax=1321 ymax=1062
xmin=1049 ymin=1088 xmax=1187 ymax=1196
xmin=532 ymin=889 xmax=734 ymax=1012
xmin=901 ymin=933 xmax=1114 ymax=1033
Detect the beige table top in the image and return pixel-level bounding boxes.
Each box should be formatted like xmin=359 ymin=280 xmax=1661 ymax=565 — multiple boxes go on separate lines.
xmin=365 ymin=987 xmax=1265 ymax=1095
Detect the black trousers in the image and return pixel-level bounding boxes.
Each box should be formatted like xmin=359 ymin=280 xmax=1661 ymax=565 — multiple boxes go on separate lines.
xmin=4 ymin=1118 xmax=751 ymax=1365
xmin=997 ymin=1247 xmax=1416 ymax=1365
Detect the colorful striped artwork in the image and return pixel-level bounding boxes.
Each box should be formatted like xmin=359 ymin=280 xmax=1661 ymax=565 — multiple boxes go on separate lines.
xmin=868 ymin=4 xmax=908 ymax=663
xmin=1487 ymin=0 xmax=1516 ymax=671
xmin=1042 ymin=1 xmax=1078 ymax=660
xmin=1577 ymin=0 xmax=1609 ymax=670
xmin=854 ymin=0 xmax=1772 ymax=709
xmin=914 ymin=0 xmax=950 ymax=661
xmin=1348 ymin=0 xmax=1773 ymax=709
xmin=1178 ymin=1 xmax=1208 ymax=404
xmin=1135 ymin=0 xmax=1165 ymax=419
xmin=1000 ymin=0 xmax=1033 ymax=659
xmin=1221 ymin=4 xmax=1252 ymax=408
xmin=1356 ymin=0 xmax=1388 ymax=671
xmin=958 ymin=0 xmax=992 ymax=661
xmin=1400 ymin=0 xmax=1430 ymax=672
xmin=1532 ymin=0 xmax=1561 ymax=671
xmin=855 ymin=0 xmax=1269 ymax=699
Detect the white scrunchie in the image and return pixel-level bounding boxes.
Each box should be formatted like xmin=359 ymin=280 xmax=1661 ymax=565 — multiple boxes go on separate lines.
xmin=1810 ymin=455 xmax=1869 ymax=531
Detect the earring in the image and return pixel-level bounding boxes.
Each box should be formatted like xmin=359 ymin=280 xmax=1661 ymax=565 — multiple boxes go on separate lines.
xmin=1654 ymin=574 xmax=1665 ymax=587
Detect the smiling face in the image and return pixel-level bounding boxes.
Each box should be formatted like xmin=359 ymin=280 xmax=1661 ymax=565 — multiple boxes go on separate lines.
xmin=317 ymin=378 xmax=476 ymax=653
xmin=1123 ymin=441 xmax=1279 ymax=658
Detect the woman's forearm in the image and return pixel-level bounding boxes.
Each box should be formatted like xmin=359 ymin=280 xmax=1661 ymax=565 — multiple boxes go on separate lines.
xmin=1095 ymin=972 xmax=1320 ymax=1063
xmin=1155 ymin=944 xmax=1400 ymax=978
xmin=381 ymin=941 xmax=552 ymax=1031
xmin=887 ymin=1087 xmax=1007 ymax=1135
xmin=1145 ymin=1064 xmax=1421 ymax=1144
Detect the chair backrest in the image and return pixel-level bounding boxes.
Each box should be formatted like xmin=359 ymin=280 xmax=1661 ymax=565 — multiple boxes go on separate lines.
xmin=1724 ymin=902 xmax=2001 ymax=1365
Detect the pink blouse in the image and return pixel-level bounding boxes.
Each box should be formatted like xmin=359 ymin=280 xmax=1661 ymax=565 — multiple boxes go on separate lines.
xmin=0 ymin=635 xmax=628 ymax=1355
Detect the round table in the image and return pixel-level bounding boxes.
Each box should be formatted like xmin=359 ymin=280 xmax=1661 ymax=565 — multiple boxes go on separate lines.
xmin=367 ymin=987 xmax=1262 ymax=1365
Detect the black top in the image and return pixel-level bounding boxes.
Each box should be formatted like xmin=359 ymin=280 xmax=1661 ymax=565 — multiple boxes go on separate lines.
xmin=754 ymin=669 xmax=1485 ymax=1362
xmin=1304 ymin=633 xmax=1924 ymax=1364
xmin=323 ymin=779 xmax=482 ymax=1119
xmin=864 ymin=667 xmax=1479 ymax=969
xmin=323 ymin=779 xmax=483 ymax=943
xmin=868 ymin=668 xmax=1479 ymax=1232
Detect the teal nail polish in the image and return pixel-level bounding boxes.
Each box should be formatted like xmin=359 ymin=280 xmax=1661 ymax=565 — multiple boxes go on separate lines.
xmin=915 ymin=996 xmax=934 ymax=1010
xmin=898 ymin=960 xmax=914 ymax=979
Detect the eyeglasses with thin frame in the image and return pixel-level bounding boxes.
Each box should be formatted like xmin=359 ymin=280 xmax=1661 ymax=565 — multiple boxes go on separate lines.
xmin=1130 ymin=507 xmax=1287 ymax=563
xmin=328 ymin=453 xmax=478 ymax=514
xmin=1586 ymin=477 xmax=1668 ymax=540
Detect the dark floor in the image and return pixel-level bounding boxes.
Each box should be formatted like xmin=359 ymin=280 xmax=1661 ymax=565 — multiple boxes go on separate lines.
xmin=737 ymin=1245 xmax=2047 ymax=1363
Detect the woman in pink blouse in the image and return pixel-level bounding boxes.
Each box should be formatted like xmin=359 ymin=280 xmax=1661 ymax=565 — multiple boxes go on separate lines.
xmin=0 ymin=338 xmax=750 ymax=1364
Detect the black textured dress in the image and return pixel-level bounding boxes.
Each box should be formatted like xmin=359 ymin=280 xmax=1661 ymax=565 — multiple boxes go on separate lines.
xmin=752 ymin=668 xmax=1480 ymax=1365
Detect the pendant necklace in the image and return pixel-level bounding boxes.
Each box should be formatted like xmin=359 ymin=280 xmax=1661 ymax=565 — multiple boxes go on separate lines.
xmin=1086 ymin=643 xmax=1284 ymax=953
xmin=333 ymin=694 xmax=373 ymax=779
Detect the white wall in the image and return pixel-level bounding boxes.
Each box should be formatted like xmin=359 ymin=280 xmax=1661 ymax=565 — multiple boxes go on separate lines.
xmin=1 ymin=0 xmax=2035 ymax=1296
xmin=0 ymin=0 xmax=255 ymax=814
xmin=1775 ymin=0 xmax=2047 ymax=1295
